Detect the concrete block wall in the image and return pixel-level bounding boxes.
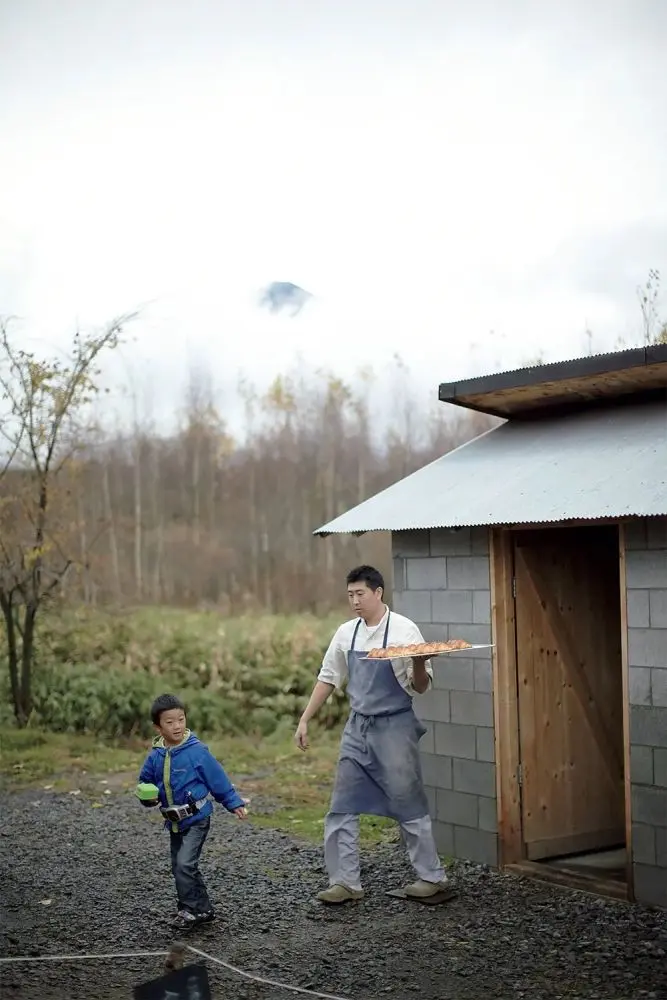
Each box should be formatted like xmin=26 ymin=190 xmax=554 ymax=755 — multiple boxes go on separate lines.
xmin=392 ymin=527 xmax=497 ymax=867
xmin=625 ymin=517 xmax=667 ymax=909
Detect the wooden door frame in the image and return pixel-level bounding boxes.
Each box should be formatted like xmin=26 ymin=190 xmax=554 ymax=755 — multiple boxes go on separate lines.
xmin=489 ymin=528 xmax=523 ymax=865
xmin=618 ymin=523 xmax=635 ymax=900
xmin=489 ymin=524 xmax=634 ymax=898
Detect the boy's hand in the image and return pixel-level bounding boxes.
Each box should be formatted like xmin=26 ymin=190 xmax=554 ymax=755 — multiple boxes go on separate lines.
xmin=136 ymin=782 xmax=160 ymax=806
xmin=233 ymin=806 xmax=248 ymax=819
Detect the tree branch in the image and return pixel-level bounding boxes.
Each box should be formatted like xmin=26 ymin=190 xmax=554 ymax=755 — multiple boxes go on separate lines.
xmin=43 ymin=560 xmax=73 ymax=596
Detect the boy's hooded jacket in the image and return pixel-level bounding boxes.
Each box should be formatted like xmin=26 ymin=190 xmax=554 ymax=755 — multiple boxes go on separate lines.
xmin=138 ymin=730 xmax=244 ymax=832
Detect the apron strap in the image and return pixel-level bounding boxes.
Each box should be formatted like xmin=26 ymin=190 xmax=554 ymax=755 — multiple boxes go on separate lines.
xmin=350 ymin=609 xmax=390 ymax=652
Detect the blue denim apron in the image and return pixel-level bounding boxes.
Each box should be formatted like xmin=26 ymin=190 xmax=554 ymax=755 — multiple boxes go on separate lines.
xmin=329 ymin=613 xmax=430 ymax=823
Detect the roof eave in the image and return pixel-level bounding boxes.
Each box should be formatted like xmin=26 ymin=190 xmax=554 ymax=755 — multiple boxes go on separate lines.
xmin=438 ymin=344 xmax=667 ymax=418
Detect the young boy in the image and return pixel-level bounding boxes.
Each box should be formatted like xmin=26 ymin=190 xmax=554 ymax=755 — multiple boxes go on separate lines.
xmin=137 ymin=693 xmax=247 ymax=930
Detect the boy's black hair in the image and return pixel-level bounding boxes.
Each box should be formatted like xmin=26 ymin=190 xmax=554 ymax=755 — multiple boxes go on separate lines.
xmin=151 ymin=693 xmax=186 ymax=726
xmin=346 ymin=565 xmax=385 ymax=592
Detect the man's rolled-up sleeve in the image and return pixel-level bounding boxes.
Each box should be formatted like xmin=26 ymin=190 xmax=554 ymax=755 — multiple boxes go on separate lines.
xmin=317 ymin=627 xmax=348 ymax=689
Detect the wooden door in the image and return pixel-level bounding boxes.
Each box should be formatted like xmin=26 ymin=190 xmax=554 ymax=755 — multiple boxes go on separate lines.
xmin=514 ymin=526 xmax=625 ymax=860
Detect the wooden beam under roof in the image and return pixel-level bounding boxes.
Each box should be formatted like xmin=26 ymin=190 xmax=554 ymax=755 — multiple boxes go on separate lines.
xmin=438 ymin=344 xmax=667 ymax=419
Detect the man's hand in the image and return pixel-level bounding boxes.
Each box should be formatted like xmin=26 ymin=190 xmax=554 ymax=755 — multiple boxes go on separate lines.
xmin=294 ymin=681 xmax=334 ymax=752
xmin=294 ymin=719 xmax=309 ymax=751
xmin=411 ymin=655 xmax=431 ymax=695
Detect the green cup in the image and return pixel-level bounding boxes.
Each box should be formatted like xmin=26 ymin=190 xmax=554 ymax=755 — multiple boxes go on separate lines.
xmin=136 ymin=782 xmax=159 ymax=802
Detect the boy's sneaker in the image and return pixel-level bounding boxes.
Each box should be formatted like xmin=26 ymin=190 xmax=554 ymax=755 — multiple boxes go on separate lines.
xmin=170 ymin=910 xmax=198 ymax=930
xmin=170 ymin=909 xmax=216 ymax=930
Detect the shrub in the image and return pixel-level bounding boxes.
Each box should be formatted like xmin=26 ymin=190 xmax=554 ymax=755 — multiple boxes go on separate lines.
xmin=31 ymin=666 xmax=157 ymax=738
xmin=1 ymin=607 xmax=349 ymax=738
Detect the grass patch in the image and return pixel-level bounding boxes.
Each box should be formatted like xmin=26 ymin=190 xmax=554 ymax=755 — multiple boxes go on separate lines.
xmin=0 ymin=726 xmax=398 ymax=847
xmin=1 ymin=729 xmax=143 ymax=786
xmin=250 ymin=807 xmax=397 ymax=846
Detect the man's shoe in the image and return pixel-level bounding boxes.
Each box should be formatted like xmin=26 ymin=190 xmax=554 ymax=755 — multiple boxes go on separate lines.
xmin=193 ymin=910 xmax=215 ymax=925
xmin=315 ymin=884 xmax=364 ymax=904
xmin=403 ymin=878 xmax=455 ymax=899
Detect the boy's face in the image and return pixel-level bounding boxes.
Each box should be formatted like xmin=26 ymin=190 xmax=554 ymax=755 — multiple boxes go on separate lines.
xmin=156 ymin=708 xmax=186 ymax=746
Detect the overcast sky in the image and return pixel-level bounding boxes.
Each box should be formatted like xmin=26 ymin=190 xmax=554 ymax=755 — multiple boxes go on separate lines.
xmin=1 ymin=0 xmax=666 ymax=432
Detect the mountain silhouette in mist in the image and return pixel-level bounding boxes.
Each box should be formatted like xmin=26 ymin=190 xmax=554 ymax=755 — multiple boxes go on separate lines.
xmin=258 ymin=282 xmax=312 ymax=316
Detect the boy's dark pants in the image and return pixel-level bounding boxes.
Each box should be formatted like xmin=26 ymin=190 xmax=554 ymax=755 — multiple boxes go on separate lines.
xmin=170 ymin=816 xmax=212 ymax=914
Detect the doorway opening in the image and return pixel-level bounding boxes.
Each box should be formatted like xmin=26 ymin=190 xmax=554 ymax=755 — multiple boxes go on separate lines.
xmin=492 ymin=524 xmax=629 ymax=901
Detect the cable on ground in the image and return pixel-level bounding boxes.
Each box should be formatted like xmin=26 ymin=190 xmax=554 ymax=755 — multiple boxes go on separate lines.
xmin=0 ymin=945 xmax=353 ymax=1000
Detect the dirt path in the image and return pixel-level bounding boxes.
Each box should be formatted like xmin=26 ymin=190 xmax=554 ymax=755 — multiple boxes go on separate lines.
xmin=1 ymin=788 xmax=665 ymax=999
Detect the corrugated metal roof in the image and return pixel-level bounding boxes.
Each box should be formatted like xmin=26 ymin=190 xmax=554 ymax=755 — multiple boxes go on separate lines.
xmin=314 ymin=400 xmax=667 ymax=535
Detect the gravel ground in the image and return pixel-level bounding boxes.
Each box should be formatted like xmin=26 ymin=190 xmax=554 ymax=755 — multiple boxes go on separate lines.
xmin=1 ymin=789 xmax=666 ymax=1000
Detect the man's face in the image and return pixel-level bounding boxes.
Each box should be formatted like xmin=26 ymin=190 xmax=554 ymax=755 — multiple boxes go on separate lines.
xmin=156 ymin=708 xmax=186 ymax=746
xmin=347 ymin=581 xmax=383 ymax=620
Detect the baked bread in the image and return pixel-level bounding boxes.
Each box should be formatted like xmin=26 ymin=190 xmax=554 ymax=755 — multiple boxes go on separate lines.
xmin=365 ymin=639 xmax=472 ymax=659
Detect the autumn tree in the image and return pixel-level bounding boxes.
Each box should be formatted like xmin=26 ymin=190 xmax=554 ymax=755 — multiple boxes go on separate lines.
xmin=0 ymin=315 xmax=131 ymax=724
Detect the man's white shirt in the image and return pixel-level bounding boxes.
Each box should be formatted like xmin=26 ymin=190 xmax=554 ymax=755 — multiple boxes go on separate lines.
xmin=317 ymin=607 xmax=434 ymax=696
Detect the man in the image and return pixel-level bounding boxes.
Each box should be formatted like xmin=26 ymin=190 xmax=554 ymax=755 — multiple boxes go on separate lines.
xmin=294 ymin=565 xmax=453 ymax=904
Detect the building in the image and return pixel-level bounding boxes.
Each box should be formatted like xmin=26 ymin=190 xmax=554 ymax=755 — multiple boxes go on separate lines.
xmin=314 ymin=345 xmax=667 ymax=908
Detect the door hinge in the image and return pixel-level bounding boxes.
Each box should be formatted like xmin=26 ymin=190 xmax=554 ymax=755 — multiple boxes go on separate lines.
xmin=512 ymin=576 xmax=517 ymax=599
xmin=517 ymin=763 xmax=523 ymax=787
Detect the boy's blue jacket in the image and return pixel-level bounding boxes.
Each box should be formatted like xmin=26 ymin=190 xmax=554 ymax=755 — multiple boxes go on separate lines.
xmin=138 ymin=730 xmax=244 ymax=832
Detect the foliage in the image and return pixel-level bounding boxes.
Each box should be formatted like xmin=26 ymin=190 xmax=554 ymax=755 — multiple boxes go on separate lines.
xmin=0 ymin=607 xmax=346 ymax=739
xmin=23 ymin=353 xmax=494 ymax=615
xmin=0 ymin=608 xmax=397 ymax=843
xmin=0 ymin=316 xmax=133 ymax=724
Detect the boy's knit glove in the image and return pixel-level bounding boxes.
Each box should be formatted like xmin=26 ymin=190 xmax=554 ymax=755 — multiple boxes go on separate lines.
xmin=136 ymin=782 xmax=160 ymax=807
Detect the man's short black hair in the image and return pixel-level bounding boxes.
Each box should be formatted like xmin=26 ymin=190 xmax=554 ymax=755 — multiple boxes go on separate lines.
xmin=151 ymin=693 xmax=186 ymax=725
xmin=346 ymin=565 xmax=385 ymax=592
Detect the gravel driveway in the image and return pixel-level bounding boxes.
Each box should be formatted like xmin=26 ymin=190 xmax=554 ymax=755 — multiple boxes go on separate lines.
xmin=1 ymin=789 xmax=665 ymax=1000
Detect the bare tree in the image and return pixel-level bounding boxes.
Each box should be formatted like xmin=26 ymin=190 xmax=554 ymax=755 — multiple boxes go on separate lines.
xmin=638 ymin=268 xmax=662 ymax=346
